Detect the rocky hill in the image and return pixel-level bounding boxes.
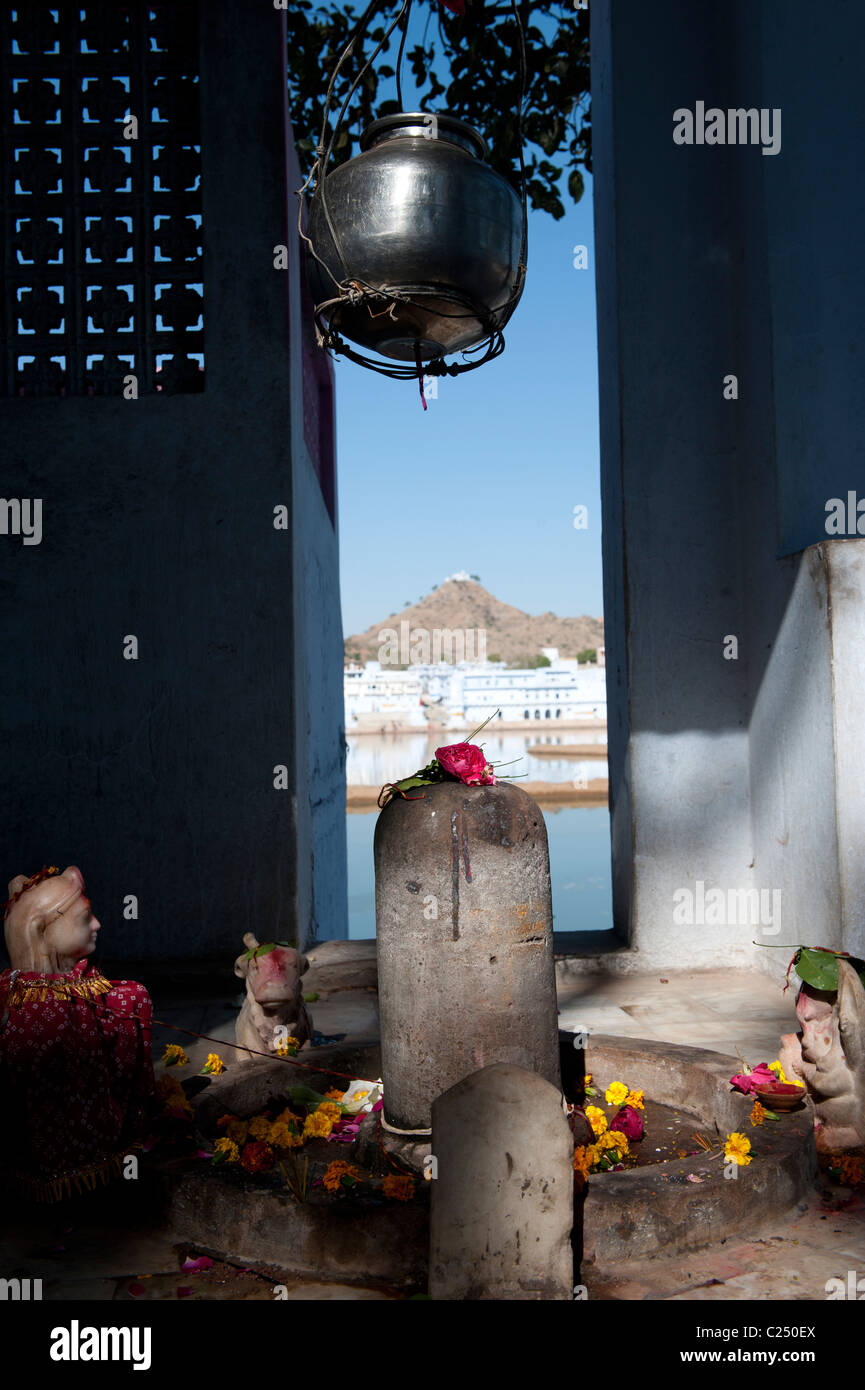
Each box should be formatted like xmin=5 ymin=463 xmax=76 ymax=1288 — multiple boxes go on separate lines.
xmin=344 ymin=578 xmax=604 ymax=667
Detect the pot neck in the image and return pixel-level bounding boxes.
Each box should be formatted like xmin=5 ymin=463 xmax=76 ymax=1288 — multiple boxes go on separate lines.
xmin=360 ymin=112 xmax=486 ymax=160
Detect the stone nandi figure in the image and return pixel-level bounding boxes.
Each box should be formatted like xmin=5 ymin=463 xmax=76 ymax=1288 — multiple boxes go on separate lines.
xmin=778 ymin=959 xmax=865 ymax=1152
xmin=234 ymin=933 xmax=312 ymax=1061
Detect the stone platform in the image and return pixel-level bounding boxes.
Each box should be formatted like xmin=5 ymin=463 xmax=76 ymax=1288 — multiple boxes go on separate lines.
xmin=3 ymin=940 xmax=861 ymax=1300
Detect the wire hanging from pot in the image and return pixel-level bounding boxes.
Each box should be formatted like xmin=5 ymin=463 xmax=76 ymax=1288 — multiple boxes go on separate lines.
xmin=296 ymin=0 xmax=529 ymax=383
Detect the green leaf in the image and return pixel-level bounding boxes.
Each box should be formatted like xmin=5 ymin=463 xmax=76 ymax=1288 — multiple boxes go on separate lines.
xmin=303 ymin=992 xmax=319 ymax=1003
xmin=794 ymin=948 xmax=865 ymax=992
xmin=288 ymin=1084 xmax=329 ymax=1108
xmin=762 ymin=1110 xmax=780 ymax=1121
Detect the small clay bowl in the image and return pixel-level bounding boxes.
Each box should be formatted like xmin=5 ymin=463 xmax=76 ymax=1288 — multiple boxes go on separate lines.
xmin=754 ymin=1081 xmax=806 ymax=1112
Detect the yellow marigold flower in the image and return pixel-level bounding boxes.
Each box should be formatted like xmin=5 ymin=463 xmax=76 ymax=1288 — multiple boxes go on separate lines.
xmin=382 ymin=1174 xmax=415 ymax=1201
xmin=585 ymin=1105 xmax=608 ymax=1137
xmin=155 ymin=1075 xmax=183 ymax=1098
xmin=322 ymin=1160 xmax=361 ymax=1193
xmin=724 ymin=1132 xmax=753 ymax=1166
xmin=162 ymin=1044 xmax=188 ymax=1067
xmin=605 ymin=1081 xmax=629 ymax=1107
xmin=155 ymin=1075 xmax=192 ymax=1117
xmin=268 ymin=1120 xmax=302 ymax=1150
xmin=573 ymin=1146 xmax=592 ymax=1181
xmin=247 ymin=1114 xmax=271 ymax=1140
xmin=598 ymin=1129 xmax=629 ymax=1154
xmin=324 ymin=1088 xmax=345 ymax=1102
xmin=276 ymin=1035 xmax=300 ymax=1058
xmin=585 ymin=1144 xmax=601 ymax=1170
xmin=316 ymin=1102 xmax=343 ymax=1124
xmin=303 ymin=1111 xmax=333 ymax=1139
xmin=768 ymin=1060 xmax=804 ymax=1089
xmin=273 ymin=1107 xmax=301 ymax=1126
xmin=750 ymin=1101 xmax=766 ymax=1127
xmin=625 ymin=1089 xmax=644 ymax=1110
xmin=202 ymin=1052 xmax=225 ymax=1075
xmin=213 ymin=1137 xmax=240 ymax=1163
xmin=584 ymin=1073 xmax=593 ymax=1085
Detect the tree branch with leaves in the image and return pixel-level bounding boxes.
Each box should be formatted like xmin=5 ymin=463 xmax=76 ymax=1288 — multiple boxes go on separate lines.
xmin=285 ymin=0 xmax=590 ymax=219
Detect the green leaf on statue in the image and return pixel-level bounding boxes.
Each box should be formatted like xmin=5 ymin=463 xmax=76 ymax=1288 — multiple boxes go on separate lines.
xmin=303 ymin=992 xmax=319 ymax=1002
xmin=794 ymin=947 xmax=865 ymax=992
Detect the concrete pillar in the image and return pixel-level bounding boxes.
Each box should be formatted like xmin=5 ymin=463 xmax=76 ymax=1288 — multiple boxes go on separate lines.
xmin=589 ymin=0 xmax=865 ymax=975
xmin=429 ymin=1063 xmax=574 ymax=1301
xmin=0 ymin=1 xmax=346 ymax=961
xmin=375 ymin=782 xmax=561 ymax=1133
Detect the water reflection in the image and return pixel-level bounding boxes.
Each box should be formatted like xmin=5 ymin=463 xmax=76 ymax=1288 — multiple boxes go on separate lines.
xmin=347 ymin=802 xmax=612 ymax=939
xmin=346 ymin=729 xmax=608 ymax=788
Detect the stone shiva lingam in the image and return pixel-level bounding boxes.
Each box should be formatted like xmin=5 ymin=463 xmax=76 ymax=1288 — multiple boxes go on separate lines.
xmin=375 ymin=730 xmax=561 ymax=1135
xmin=0 ymin=865 xmax=154 ymax=1201
xmin=777 ymin=950 xmax=865 ymax=1152
xmin=233 ymin=933 xmax=312 ymax=1061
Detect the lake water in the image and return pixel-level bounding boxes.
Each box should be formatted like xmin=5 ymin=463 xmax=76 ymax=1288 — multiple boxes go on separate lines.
xmin=346 ymin=731 xmax=612 ymax=937
xmin=347 ymin=727 xmax=608 ymax=790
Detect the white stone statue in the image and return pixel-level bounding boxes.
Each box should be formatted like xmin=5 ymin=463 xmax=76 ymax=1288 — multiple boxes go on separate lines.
xmin=778 ymin=959 xmax=865 ymax=1152
xmin=233 ymin=933 xmax=312 ymax=1062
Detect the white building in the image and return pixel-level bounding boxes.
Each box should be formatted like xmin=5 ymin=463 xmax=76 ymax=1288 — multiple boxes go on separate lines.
xmin=454 ymin=662 xmax=607 ymax=725
xmin=344 ymin=662 xmax=426 ymax=729
xmin=345 ymin=658 xmax=606 ymax=729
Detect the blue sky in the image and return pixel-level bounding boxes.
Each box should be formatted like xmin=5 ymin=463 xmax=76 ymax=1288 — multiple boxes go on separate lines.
xmin=335 ymin=186 xmax=602 ymax=636
xmin=330 ymin=16 xmax=603 ymax=638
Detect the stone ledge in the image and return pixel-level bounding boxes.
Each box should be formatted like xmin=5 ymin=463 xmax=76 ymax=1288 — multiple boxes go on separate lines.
xmin=156 ymin=1035 xmax=816 ymax=1288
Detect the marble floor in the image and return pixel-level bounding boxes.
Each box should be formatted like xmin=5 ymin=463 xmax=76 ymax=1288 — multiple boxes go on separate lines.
xmin=556 ymin=966 xmax=797 ymax=1066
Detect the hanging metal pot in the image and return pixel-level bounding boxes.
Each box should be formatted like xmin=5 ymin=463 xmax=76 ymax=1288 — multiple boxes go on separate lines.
xmin=306 ymin=112 xmax=525 ymax=364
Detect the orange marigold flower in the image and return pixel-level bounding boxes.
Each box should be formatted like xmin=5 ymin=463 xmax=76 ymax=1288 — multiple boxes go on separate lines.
xmin=324 ymin=1088 xmax=345 ymax=1101
xmin=382 ymin=1174 xmax=415 ymax=1202
xmin=316 ymin=1102 xmax=343 ymax=1124
xmin=625 ymin=1089 xmax=644 ymax=1110
xmin=573 ymin=1146 xmax=592 ymax=1182
xmin=322 ymin=1160 xmax=361 ymax=1193
xmin=750 ymin=1100 xmax=766 ymax=1127
xmin=248 ymin=1115 xmax=272 ymax=1140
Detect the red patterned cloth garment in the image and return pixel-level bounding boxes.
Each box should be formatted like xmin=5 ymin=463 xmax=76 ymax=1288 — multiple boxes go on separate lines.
xmin=0 ymin=957 xmax=155 ymax=1201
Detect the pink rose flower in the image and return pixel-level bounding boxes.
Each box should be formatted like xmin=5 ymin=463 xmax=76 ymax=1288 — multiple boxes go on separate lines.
xmin=729 ymin=1063 xmax=775 ymax=1094
xmin=610 ymin=1105 xmax=644 ymax=1142
xmin=435 ymin=743 xmax=496 ymax=786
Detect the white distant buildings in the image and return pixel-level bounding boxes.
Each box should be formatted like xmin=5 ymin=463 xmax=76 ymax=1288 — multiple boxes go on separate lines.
xmin=345 ymin=652 xmax=606 ymax=731
xmin=343 ymin=664 xmax=427 ymax=728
